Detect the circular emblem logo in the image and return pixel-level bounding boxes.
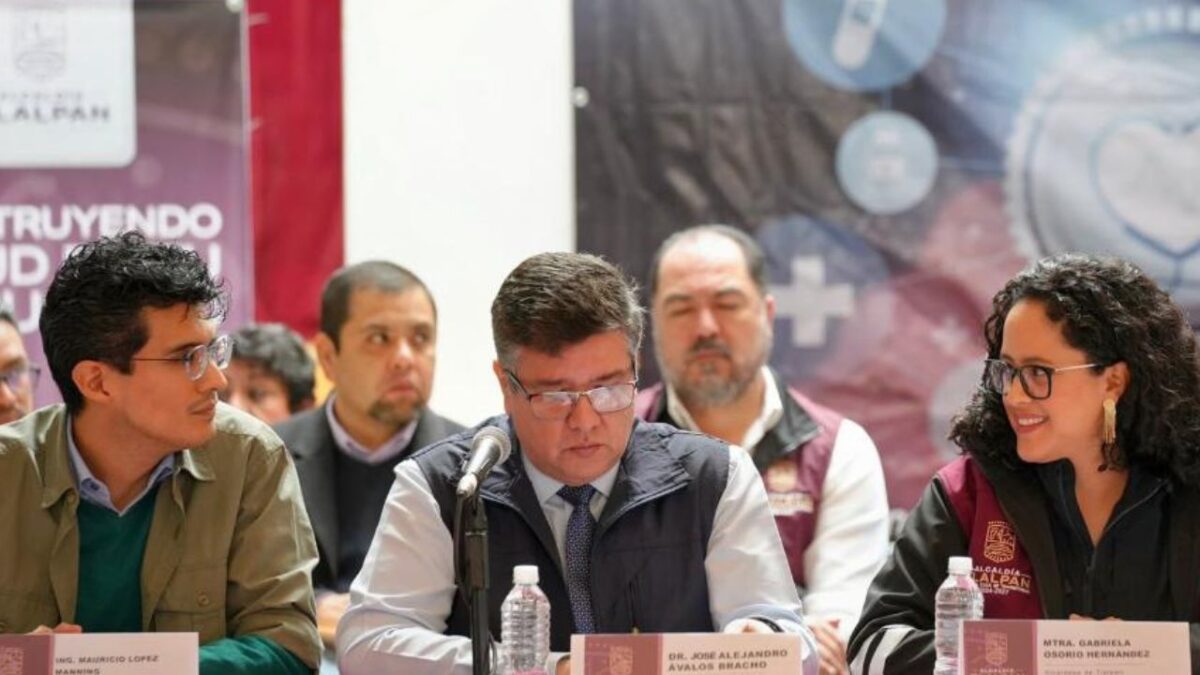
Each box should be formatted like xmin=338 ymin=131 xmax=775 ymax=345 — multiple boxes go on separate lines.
xmin=781 ymin=0 xmax=947 ymax=92
xmin=984 ymin=520 xmax=1017 ymax=564
xmin=1007 ymin=6 xmax=1200 ymax=308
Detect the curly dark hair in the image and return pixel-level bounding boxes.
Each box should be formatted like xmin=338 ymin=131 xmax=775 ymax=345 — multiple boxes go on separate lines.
xmin=40 ymin=232 xmax=227 ymax=413
xmin=232 ymin=322 xmax=315 ymax=411
xmin=949 ymin=253 xmax=1200 ymax=487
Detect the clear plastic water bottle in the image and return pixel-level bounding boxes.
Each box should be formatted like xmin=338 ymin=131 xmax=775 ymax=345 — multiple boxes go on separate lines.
xmin=933 ymin=556 xmax=984 ymax=675
xmin=500 ymin=565 xmax=550 ymax=675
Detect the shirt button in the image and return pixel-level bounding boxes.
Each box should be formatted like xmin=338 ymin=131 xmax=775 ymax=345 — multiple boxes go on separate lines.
xmin=197 ymin=592 xmax=210 ymax=607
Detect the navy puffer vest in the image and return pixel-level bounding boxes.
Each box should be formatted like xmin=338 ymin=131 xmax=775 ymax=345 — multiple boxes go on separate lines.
xmin=412 ymin=416 xmax=729 ymax=651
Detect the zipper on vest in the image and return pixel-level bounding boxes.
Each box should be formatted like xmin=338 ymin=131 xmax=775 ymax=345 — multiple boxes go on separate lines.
xmin=1098 ymin=481 xmax=1164 ymax=543
xmin=482 ymin=495 xmax=567 ymax=576
xmin=1081 ymin=561 xmax=1094 ymax=617
xmin=1082 ymin=481 xmax=1165 ymax=617
xmin=626 ymin=574 xmax=639 ymax=633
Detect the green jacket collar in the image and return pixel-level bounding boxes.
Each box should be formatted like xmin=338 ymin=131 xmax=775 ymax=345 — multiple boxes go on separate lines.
xmin=38 ymin=406 xmax=215 ymax=510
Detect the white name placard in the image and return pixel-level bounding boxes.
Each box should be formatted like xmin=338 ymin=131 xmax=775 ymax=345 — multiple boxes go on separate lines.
xmin=960 ymin=619 xmax=1190 ymax=675
xmin=0 ymin=633 xmax=197 ymax=675
xmin=571 ymin=632 xmax=807 ymax=675
xmin=53 ymin=633 xmax=197 ymax=675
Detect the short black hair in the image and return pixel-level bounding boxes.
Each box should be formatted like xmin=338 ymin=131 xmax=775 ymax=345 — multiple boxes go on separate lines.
xmin=0 ymin=306 xmax=16 ymax=331
xmin=320 ymin=261 xmax=435 ymax=348
xmin=232 ymin=323 xmax=315 ymax=412
xmin=648 ymin=224 xmax=769 ymax=298
xmin=492 ymin=252 xmax=644 ymax=370
xmin=950 ymin=253 xmax=1200 ymax=487
xmin=40 ymin=232 xmax=227 ymax=413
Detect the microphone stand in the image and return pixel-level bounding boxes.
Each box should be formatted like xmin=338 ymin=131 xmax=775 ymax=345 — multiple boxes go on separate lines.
xmin=461 ymin=490 xmax=492 ymax=675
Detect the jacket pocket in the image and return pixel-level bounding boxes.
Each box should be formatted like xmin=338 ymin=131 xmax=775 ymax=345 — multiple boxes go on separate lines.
xmin=151 ymin=563 xmax=227 ymax=644
xmin=152 ymin=608 xmax=226 ymax=644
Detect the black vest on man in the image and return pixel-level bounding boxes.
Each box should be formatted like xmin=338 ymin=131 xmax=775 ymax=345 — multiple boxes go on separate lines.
xmin=412 ymin=416 xmax=730 ymax=651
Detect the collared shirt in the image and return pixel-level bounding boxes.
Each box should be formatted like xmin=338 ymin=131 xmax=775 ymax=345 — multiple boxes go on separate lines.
xmin=337 ymin=425 xmax=805 ymax=675
xmin=325 ymin=395 xmax=418 ymax=466
xmin=661 ymin=367 xmax=890 ymax=639
xmin=521 ymin=453 xmax=620 ymax=567
xmin=65 ymin=419 xmax=175 ymax=516
xmin=665 ymin=365 xmax=783 ymax=452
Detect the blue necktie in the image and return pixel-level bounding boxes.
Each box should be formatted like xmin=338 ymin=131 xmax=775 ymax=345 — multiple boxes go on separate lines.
xmin=557 ymin=484 xmax=597 ymax=633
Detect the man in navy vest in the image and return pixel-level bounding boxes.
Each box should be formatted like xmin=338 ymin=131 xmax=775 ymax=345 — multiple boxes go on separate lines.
xmin=337 ymin=252 xmax=804 ymax=675
xmin=637 ymin=226 xmax=891 ymax=675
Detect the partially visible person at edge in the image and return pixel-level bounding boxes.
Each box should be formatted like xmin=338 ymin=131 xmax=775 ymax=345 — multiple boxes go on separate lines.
xmin=0 ymin=232 xmax=320 ymax=674
xmin=0 ymin=306 xmax=38 ymax=424
xmin=639 ymin=225 xmax=890 ymax=675
xmin=275 ymin=261 xmax=463 ymax=652
xmin=222 ymin=322 xmax=316 ymax=425
xmin=849 ymin=253 xmax=1200 ymax=674
xmin=337 ymin=252 xmax=806 ymax=675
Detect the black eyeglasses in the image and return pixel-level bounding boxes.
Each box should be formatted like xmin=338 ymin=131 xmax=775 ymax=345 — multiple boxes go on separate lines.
xmin=983 ymin=359 xmax=1102 ymax=400
xmin=504 ymin=369 xmax=637 ymax=421
xmin=0 ymin=362 xmax=40 ymax=392
xmin=131 ymin=334 xmax=232 ymax=382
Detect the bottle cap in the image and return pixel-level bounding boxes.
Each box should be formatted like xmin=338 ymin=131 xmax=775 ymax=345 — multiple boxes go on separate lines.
xmin=948 ymin=556 xmax=973 ymax=575
xmin=513 ymin=565 xmax=539 ymax=584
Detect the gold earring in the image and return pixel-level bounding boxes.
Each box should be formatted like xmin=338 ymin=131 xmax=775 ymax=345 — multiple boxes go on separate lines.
xmin=1102 ymin=399 xmax=1117 ymax=446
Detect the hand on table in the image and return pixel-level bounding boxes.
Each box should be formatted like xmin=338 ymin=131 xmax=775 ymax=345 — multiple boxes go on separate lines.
xmin=29 ymin=623 xmax=82 ymax=635
xmin=806 ymin=617 xmax=848 ymax=675
xmin=317 ymin=592 xmax=351 ymax=648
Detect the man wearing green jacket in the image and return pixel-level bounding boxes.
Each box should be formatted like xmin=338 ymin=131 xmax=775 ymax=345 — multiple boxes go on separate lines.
xmin=0 ymin=232 xmax=321 ymax=674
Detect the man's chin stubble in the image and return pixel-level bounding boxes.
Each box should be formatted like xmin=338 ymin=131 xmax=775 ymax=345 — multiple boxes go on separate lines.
xmin=369 ymin=401 xmax=419 ymax=428
xmin=677 ymin=377 xmax=744 ymax=410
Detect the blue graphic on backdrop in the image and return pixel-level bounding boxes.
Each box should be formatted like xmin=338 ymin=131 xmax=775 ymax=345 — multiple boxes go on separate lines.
xmin=757 ymin=215 xmax=891 ymax=382
xmin=1007 ymin=5 xmax=1200 ymax=309
xmin=836 ymin=111 xmax=939 ymax=215
xmin=782 ymin=0 xmax=947 ymax=92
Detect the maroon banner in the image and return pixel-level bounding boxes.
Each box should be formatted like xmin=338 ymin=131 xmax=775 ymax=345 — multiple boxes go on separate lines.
xmin=247 ymin=0 xmax=343 ymax=337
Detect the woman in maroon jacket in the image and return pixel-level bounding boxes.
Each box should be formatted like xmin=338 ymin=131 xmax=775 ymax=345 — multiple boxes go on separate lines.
xmin=849 ymin=253 xmax=1200 ymax=674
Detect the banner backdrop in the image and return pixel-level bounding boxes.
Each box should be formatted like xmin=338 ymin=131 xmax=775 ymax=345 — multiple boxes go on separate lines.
xmin=246 ymin=0 xmax=342 ymax=337
xmin=0 ymin=0 xmax=250 ymax=408
xmin=575 ymin=0 xmax=1200 ymax=507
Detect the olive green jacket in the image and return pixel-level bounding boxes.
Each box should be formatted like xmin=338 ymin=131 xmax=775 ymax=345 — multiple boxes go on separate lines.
xmin=0 ymin=404 xmax=321 ymax=670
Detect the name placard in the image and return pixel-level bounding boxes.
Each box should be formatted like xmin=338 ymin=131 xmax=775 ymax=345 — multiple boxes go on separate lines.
xmin=960 ymin=619 xmax=1189 ymax=675
xmin=0 ymin=633 xmax=198 ymax=675
xmin=571 ymin=632 xmax=806 ymax=675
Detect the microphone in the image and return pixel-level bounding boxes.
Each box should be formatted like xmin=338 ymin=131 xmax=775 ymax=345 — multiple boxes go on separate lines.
xmin=456 ymin=426 xmax=512 ymax=497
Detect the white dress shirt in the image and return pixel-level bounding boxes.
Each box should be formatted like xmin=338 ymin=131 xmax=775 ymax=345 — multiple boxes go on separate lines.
xmin=336 ymin=432 xmax=804 ymax=675
xmin=325 ymin=395 xmax=419 ymax=465
xmin=665 ymin=366 xmax=890 ymax=640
